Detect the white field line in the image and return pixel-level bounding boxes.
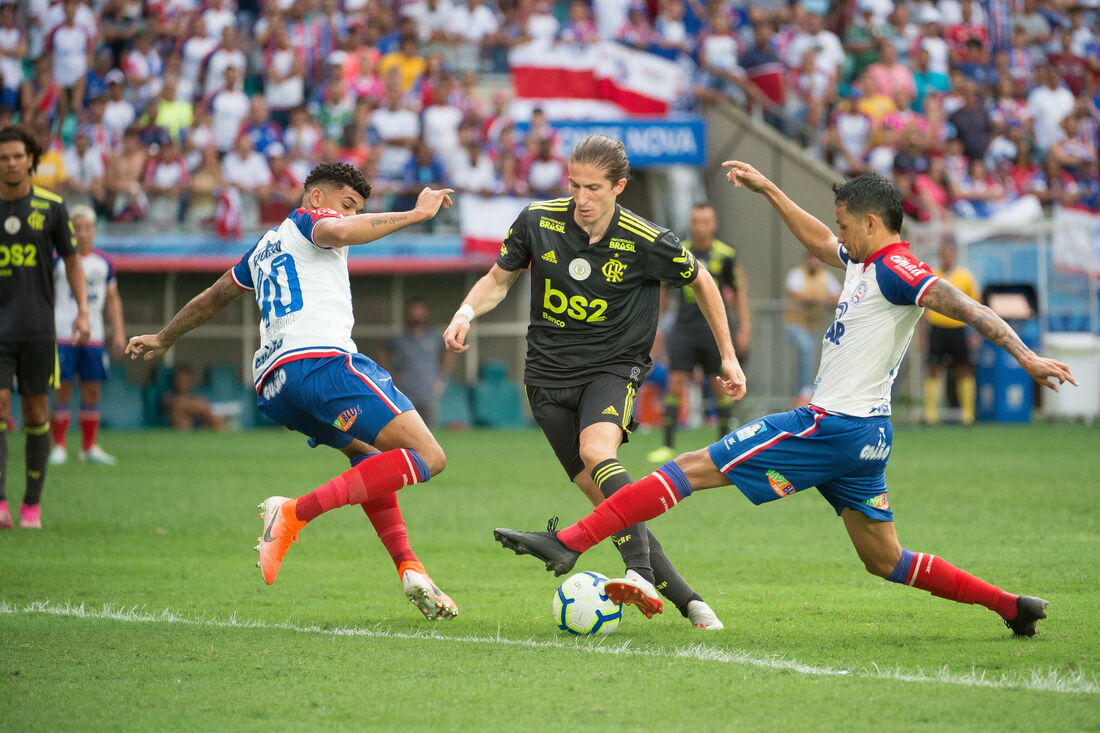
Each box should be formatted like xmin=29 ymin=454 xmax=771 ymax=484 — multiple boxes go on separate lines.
xmin=1 ymin=600 xmax=1096 ymax=695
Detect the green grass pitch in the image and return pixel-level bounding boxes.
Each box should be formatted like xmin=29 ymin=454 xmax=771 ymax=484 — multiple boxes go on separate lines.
xmin=1 ymin=423 xmax=1098 ymax=731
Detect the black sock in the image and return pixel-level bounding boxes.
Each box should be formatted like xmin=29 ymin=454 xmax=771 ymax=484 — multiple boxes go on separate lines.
xmin=0 ymin=422 xmax=7 ymax=502
xmin=661 ymin=395 xmax=679 ymax=449
xmin=592 ymin=458 xmax=654 ymax=584
xmin=23 ymin=423 xmax=49 ymax=505
xmin=647 ymin=530 xmax=703 ymax=617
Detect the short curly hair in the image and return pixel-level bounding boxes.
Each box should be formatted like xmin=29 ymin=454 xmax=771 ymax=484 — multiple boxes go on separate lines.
xmin=0 ymin=124 xmax=41 ymax=173
xmin=303 ymin=161 xmax=372 ymax=200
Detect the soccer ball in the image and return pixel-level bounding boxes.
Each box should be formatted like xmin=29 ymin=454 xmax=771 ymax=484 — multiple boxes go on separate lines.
xmin=552 ymin=571 xmax=623 ymax=635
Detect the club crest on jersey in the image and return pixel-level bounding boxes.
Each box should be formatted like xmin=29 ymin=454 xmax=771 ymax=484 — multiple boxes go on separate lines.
xmin=27 ymin=211 xmax=44 ymax=231
xmin=850 ymin=281 xmax=868 ymax=304
xmin=766 ymin=470 xmax=795 ymax=497
xmin=4 ymin=215 xmax=19 ymax=234
xmin=569 ymin=258 xmax=592 ymax=280
xmin=731 ymin=421 xmax=765 ymax=442
xmin=332 ymin=406 xmax=362 ymax=432
xmin=601 ymin=258 xmax=627 ymax=283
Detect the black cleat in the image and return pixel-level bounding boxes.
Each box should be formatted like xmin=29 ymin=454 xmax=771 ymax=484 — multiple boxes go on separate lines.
xmin=493 ymin=524 xmax=581 ymax=577
xmin=1004 ymin=596 xmax=1048 ymax=637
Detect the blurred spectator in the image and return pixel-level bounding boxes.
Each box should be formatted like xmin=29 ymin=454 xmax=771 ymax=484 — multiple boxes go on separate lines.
xmin=140 ymin=76 xmax=194 ymax=144
xmin=616 ymin=3 xmax=657 ymax=51
xmin=845 ymin=2 xmax=888 ymax=79
xmin=740 ymin=21 xmax=787 ymax=122
xmin=398 ymin=140 xmax=448 ymax=211
xmin=526 ymin=0 xmax=562 ymax=45
xmin=283 ymin=105 xmax=323 ymax=181
xmin=561 ymin=0 xmax=600 ymax=45
xmin=913 ymin=6 xmax=949 ymax=75
xmin=263 ymin=26 xmax=306 ymax=129
xmin=448 ymin=0 xmax=501 ymax=72
xmin=101 ymin=71 xmax=135 ymax=148
xmin=83 ymin=49 xmax=114 ymax=106
xmin=1047 ymin=30 xmax=1088 ymax=97
xmin=380 ymin=34 xmax=427 ymax=93
xmin=163 ymin=364 xmax=227 ymax=431
xmin=1026 ymin=64 xmax=1075 ymax=152
xmin=522 ymin=136 xmax=565 ymax=198
xmin=405 ymin=0 xmax=455 ymax=49
xmin=1050 ymin=113 xmax=1098 ymax=173
xmin=209 ymin=65 xmax=250 ymax=153
xmin=21 ymin=56 xmax=60 ymax=130
xmin=452 ymin=140 xmax=496 ymax=194
xmin=105 ymin=127 xmax=148 ymax=221
xmin=787 ymin=45 xmax=834 ymax=146
xmin=143 ymin=136 xmax=189 ymax=224
xmin=204 ymin=26 xmax=247 ymax=97
xmin=202 ymin=0 xmax=237 ymax=40
xmin=30 ymin=121 xmax=67 ymax=189
xmin=222 ymin=134 xmax=272 ymax=228
xmin=953 ymin=158 xmax=1006 ymax=218
xmin=48 ymin=0 xmax=93 ymax=125
xmin=0 ymin=3 xmax=26 ymax=114
xmin=385 ymin=298 xmax=453 ymax=429
xmin=785 ymin=253 xmax=840 ymax=405
xmin=61 ymin=127 xmax=106 ymax=212
xmin=654 ymin=0 xmax=693 ymax=58
xmin=948 ymin=80 xmax=992 ymax=160
xmin=259 ymin=143 xmax=300 ymax=224
xmin=824 ymin=89 xmax=871 ymax=174
xmin=863 ymin=39 xmax=916 ymax=99
xmin=694 ymin=6 xmax=746 ymax=104
xmin=911 ymin=46 xmax=950 ymax=113
xmin=99 ymin=0 xmax=139 ymax=68
xmin=240 ymin=97 xmax=282 ymax=155
xmin=185 ymin=145 xmax=223 ymax=228
xmin=121 ymin=31 xmax=162 ymax=108
xmin=180 ymin=16 xmax=219 ymax=96
xmin=371 ymin=84 xmax=420 ymax=183
xmin=495 ymin=153 xmax=529 ymax=196
xmin=912 ymin=155 xmax=954 ymax=222
xmin=785 ymin=12 xmax=844 ymax=83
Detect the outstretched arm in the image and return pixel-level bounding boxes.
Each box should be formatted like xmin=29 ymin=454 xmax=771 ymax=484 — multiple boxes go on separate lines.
xmin=125 ymin=270 xmax=246 ymax=361
xmin=722 ymin=160 xmax=843 ymax=268
xmin=442 ymin=264 xmax=522 ymax=353
xmin=921 ymin=279 xmax=1078 ymax=391
xmin=313 ymin=187 xmax=454 ymax=248
xmin=691 ymin=267 xmax=747 ymax=400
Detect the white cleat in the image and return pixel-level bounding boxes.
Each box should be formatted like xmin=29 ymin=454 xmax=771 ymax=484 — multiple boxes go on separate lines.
xmin=605 ymin=569 xmax=664 ymax=619
xmin=686 ymin=599 xmax=724 ymax=630
xmin=80 ymin=445 xmax=117 ymax=465
xmin=48 ymin=445 xmax=68 ymax=465
xmin=401 ymin=570 xmax=459 ymax=621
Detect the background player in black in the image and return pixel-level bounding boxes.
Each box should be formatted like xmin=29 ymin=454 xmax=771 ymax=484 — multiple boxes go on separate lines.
xmin=648 ymin=202 xmax=752 ymax=464
xmin=0 ymin=124 xmax=89 ymax=530
xmin=444 ymin=135 xmax=746 ymax=628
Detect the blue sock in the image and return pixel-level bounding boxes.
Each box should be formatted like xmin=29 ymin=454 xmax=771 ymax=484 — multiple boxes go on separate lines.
xmin=659 ymin=461 xmax=692 ymax=499
xmin=887 ymin=548 xmax=915 ymax=584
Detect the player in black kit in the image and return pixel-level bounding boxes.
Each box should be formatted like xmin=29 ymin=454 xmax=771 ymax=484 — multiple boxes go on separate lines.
xmin=0 ymin=124 xmax=89 ymax=530
xmin=444 ymin=135 xmax=746 ymax=628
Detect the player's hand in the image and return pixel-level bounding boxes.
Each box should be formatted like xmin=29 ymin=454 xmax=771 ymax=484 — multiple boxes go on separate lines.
xmin=125 ymin=333 xmax=171 ymax=361
xmin=722 ymin=160 xmax=771 ymax=193
xmin=443 ymin=315 xmax=471 ymax=353
xmin=715 ymin=358 xmax=747 ymax=401
xmin=72 ymin=311 xmax=91 ymax=346
xmin=1021 ymin=352 xmax=1078 ymax=392
xmin=414 ymin=187 xmax=455 ymax=220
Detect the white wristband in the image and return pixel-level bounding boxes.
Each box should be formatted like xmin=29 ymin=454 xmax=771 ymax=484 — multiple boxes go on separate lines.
xmin=455 ymin=304 xmax=475 ymax=322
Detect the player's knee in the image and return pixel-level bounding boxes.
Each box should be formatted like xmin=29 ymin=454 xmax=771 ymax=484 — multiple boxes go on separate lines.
xmin=419 ymin=445 xmax=446 ymax=476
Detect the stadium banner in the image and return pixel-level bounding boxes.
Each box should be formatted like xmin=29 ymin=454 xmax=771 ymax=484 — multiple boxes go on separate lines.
xmin=1051 ymin=205 xmax=1100 ymax=282
xmin=543 ymin=118 xmax=706 ymax=167
xmin=460 ymin=194 xmax=534 ymax=256
xmin=509 ymin=41 xmax=689 ymax=118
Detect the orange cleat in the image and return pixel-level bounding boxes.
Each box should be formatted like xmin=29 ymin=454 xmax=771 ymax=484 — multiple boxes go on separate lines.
xmin=605 ymin=570 xmax=664 ymax=619
xmin=254 ymin=496 xmax=306 ymax=585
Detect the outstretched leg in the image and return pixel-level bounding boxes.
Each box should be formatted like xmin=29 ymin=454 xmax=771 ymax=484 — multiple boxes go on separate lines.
xmin=841 ymin=509 xmax=1047 ymax=637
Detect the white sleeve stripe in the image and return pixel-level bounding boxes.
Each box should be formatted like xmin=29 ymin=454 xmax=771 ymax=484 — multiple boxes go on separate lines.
xmin=229 ymin=268 xmax=253 ymax=291
xmin=915 ymin=275 xmax=939 ymax=306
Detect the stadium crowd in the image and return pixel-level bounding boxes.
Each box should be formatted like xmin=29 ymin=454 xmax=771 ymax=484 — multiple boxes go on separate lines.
xmin=5 ymin=0 xmax=1099 ymax=233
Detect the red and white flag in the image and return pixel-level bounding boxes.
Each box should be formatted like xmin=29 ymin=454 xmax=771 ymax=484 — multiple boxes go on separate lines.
xmin=509 ymin=41 xmax=689 ymax=119
xmin=460 ymin=194 xmax=532 ymax=257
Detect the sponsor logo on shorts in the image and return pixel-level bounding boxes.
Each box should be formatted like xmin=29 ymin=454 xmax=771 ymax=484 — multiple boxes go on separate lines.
xmin=332 ymin=406 xmax=362 ymax=432
xmin=863 ymin=493 xmax=890 ymax=510
xmin=261 ymin=368 xmax=287 ymax=400
xmin=735 ymin=422 xmax=765 ymax=442
xmin=859 ymin=426 xmax=891 ymax=461
xmin=766 ymin=469 xmax=795 ymax=497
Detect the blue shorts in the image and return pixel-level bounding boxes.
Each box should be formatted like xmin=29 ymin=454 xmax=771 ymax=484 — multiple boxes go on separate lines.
xmin=256 ymin=353 xmax=415 ymax=450
xmin=58 ymin=344 xmax=109 ymax=383
xmin=707 ymin=406 xmax=894 ymax=521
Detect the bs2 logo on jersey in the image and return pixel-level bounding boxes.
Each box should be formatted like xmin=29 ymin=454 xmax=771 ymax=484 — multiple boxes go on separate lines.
xmin=542 ymin=279 xmax=608 ymax=325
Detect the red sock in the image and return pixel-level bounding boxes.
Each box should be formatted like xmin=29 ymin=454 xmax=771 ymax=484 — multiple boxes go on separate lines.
xmin=79 ymin=406 xmax=99 ymax=452
xmin=51 ymin=410 xmax=70 ymax=447
xmin=295 ymin=449 xmax=428 ymax=523
xmin=557 ymin=471 xmax=684 ymax=552
xmin=907 ymin=553 xmax=1019 ymax=619
xmin=361 ymin=492 xmax=418 ymax=571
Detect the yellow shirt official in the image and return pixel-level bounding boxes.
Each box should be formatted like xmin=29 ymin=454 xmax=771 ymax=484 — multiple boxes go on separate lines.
xmin=926 ymin=267 xmax=979 ymax=328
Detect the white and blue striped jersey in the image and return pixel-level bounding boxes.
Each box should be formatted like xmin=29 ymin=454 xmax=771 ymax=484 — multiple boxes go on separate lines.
xmin=232 ymin=207 xmax=357 ymax=391
xmin=54 ymin=249 xmax=115 ymax=346
xmin=810 ymin=242 xmax=939 ymax=417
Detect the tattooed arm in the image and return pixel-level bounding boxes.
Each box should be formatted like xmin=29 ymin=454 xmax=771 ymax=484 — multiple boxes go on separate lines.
xmin=313 ymin=186 xmax=454 ymax=248
xmin=921 ymin=279 xmax=1079 ymax=391
xmin=125 ymin=270 xmax=246 ymax=361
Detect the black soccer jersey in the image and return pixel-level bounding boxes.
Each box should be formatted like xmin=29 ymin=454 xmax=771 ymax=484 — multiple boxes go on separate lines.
xmin=0 ymin=185 xmax=76 ymax=341
xmin=497 ymin=197 xmax=698 ymax=387
xmin=672 ymin=239 xmax=738 ymax=333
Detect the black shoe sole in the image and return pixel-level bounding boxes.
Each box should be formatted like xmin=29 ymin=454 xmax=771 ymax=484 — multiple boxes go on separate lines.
xmin=493 ymin=529 xmax=574 ymax=576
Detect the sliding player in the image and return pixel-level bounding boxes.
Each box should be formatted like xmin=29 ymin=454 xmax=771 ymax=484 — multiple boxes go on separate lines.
xmin=493 ymin=164 xmax=1076 ymax=637
xmin=127 ymin=162 xmax=460 ymax=620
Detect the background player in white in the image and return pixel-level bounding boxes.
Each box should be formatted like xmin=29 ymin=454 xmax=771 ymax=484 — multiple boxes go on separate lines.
xmin=50 ymin=205 xmax=125 ymax=466
xmin=127 ymin=162 xmax=461 ymax=621
xmin=493 ymin=163 xmax=1077 ymax=638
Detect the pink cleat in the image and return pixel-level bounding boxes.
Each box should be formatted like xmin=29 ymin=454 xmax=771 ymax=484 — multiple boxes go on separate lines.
xmin=19 ymin=503 xmax=41 ymax=529
xmin=0 ymin=500 xmax=11 ymax=529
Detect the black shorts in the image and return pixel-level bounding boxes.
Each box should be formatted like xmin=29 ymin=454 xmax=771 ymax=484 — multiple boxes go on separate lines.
xmin=526 ymin=373 xmax=640 ymax=479
xmin=667 ymin=327 xmax=722 ymax=374
xmin=0 ymin=340 xmax=58 ymax=395
xmin=927 ymin=326 xmax=971 ymax=368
